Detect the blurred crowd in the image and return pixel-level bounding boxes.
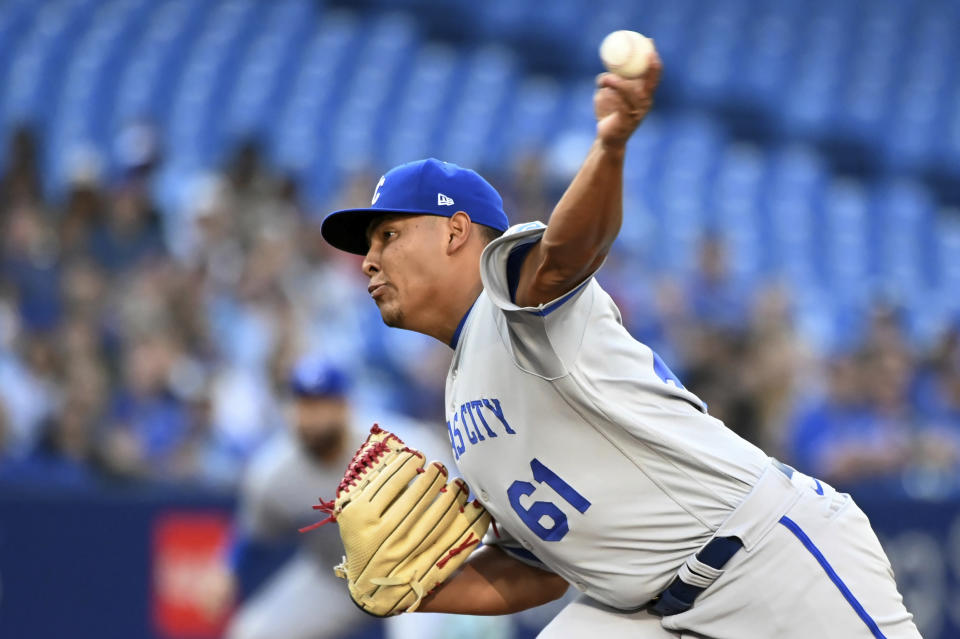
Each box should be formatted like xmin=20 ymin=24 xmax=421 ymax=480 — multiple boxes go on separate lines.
xmin=0 ymin=122 xmax=447 ymax=488
xmin=602 ymin=235 xmax=960 ymax=498
xmin=0 ymin=123 xmax=958 ymax=498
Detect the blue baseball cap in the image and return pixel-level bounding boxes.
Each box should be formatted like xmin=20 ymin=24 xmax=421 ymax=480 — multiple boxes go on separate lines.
xmin=321 ymin=158 xmax=509 ymax=255
xmin=289 ymin=357 xmax=350 ymax=398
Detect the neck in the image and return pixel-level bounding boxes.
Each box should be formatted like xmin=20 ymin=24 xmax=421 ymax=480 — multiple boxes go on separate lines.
xmin=399 ymin=244 xmax=486 ymax=345
xmin=431 ymin=280 xmax=482 ymax=347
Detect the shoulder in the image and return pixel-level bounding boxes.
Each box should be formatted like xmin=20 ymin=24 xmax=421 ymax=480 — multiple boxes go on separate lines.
xmin=481 ymin=221 xmax=597 ymax=315
xmin=481 ymin=221 xmax=546 ymax=263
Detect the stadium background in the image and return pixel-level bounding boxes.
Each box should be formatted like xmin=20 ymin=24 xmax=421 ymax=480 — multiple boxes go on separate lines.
xmin=1 ymin=0 xmax=959 ymax=637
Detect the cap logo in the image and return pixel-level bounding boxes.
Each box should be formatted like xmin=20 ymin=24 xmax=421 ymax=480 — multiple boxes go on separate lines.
xmin=437 ymin=193 xmax=454 ymax=206
xmin=371 ymin=175 xmax=385 ymax=205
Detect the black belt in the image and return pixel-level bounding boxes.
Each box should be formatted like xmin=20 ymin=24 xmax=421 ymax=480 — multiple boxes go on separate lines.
xmin=651 ymin=460 xmax=794 ymax=616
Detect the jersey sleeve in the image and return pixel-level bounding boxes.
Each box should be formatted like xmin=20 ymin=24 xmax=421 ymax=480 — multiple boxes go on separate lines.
xmin=478 ymin=221 xmax=603 ymax=380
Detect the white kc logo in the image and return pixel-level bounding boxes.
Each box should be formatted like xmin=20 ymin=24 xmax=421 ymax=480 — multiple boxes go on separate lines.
xmin=371 ymin=176 xmax=385 ymax=205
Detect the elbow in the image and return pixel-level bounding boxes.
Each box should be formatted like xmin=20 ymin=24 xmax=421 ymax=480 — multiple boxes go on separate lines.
xmin=544 ymin=574 xmax=571 ymax=604
xmin=501 ymin=572 xmax=569 ymax=614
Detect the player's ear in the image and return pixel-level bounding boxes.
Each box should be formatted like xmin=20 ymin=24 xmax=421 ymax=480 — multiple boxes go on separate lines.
xmin=444 ymin=211 xmax=472 ymax=255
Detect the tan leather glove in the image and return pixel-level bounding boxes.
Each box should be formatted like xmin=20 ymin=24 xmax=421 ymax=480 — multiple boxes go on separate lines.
xmin=302 ymin=425 xmax=490 ymax=616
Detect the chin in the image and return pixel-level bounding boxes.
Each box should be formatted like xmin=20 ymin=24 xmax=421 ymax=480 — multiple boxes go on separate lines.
xmin=379 ymin=305 xmax=405 ymax=328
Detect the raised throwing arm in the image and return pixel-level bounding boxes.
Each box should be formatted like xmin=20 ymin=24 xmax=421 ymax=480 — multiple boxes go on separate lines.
xmin=514 ymin=50 xmax=663 ymax=308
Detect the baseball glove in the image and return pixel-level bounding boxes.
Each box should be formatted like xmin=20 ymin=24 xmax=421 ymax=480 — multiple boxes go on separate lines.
xmin=300 ymin=425 xmax=490 ymax=616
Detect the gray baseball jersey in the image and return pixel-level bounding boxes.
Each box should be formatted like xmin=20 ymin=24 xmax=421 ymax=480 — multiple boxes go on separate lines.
xmin=239 ymin=431 xmax=354 ymax=568
xmin=444 ymin=222 xmax=919 ymax=638
xmin=230 ymin=430 xmax=369 ymax=639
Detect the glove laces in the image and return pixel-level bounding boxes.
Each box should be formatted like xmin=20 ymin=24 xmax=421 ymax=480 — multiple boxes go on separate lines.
xmin=300 ymin=425 xmax=405 ymax=534
xmin=368 ymin=573 xmax=428 ymax=613
xmin=436 ymin=533 xmax=480 ymax=569
xmin=298 ymin=498 xmax=336 ymax=533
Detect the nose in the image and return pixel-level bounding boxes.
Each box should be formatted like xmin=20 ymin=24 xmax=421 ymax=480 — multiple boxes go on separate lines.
xmin=362 ymin=245 xmax=379 ymax=278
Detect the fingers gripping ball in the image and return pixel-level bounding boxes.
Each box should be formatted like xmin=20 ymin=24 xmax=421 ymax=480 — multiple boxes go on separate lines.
xmin=301 ymin=425 xmax=491 ymax=617
xmin=600 ymin=30 xmax=655 ymax=78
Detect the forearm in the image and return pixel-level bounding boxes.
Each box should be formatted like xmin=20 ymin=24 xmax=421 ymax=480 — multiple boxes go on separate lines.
xmin=417 ymin=545 xmax=569 ymax=615
xmin=540 ymin=140 xmax=625 ymax=276
xmin=515 ymin=142 xmax=624 ymax=307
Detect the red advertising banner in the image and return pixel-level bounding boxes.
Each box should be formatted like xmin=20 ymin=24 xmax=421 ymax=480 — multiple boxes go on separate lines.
xmin=152 ymin=512 xmax=234 ymax=638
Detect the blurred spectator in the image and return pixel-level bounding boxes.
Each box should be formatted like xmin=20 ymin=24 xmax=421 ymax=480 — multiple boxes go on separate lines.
xmin=0 ymin=125 xmax=43 ymax=209
xmin=910 ymin=325 xmax=960 ymax=487
xmin=668 ymin=236 xmax=765 ymax=445
xmin=686 ymin=234 xmax=749 ymax=330
xmin=786 ymin=349 xmax=911 ymax=488
xmin=740 ymin=284 xmax=807 ymax=454
xmin=58 ymin=146 xmax=108 ymax=262
xmin=683 ymin=325 xmax=760 ymax=445
xmin=2 ymin=203 xmax=62 ymax=330
xmin=101 ymin=334 xmax=193 ymax=479
xmin=222 ymin=139 xmax=294 ymax=246
xmin=0 ymin=356 xmax=106 ymax=485
xmin=497 ymin=153 xmax=553 ymax=225
xmin=88 ymin=182 xmax=165 ymax=271
xmin=0 ymin=329 xmax=59 ymax=458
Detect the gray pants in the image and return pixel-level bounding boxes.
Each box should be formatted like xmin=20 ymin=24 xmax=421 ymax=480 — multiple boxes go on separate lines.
xmin=540 ymin=472 xmax=921 ymax=639
xmin=227 ymin=555 xmax=371 ymax=639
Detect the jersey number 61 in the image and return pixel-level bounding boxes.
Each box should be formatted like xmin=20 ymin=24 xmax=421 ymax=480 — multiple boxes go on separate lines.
xmin=507 ymin=459 xmax=591 ymax=542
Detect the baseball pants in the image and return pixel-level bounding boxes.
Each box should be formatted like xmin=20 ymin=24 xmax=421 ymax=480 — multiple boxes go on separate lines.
xmin=539 ymin=471 xmax=921 ymax=639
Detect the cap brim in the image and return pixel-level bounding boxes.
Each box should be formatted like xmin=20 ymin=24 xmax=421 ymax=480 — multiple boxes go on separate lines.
xmin=320 ymin=208 xmax=436 ymax=255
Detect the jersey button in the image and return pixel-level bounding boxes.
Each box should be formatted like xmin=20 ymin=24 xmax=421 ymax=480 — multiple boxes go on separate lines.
xmin=575 ymin=582 xmax=587 ymax=592
xmin=451 ymin=368 xmax=458 ymax=379
xmin=480 ymin=489 xmax=489 ymax=501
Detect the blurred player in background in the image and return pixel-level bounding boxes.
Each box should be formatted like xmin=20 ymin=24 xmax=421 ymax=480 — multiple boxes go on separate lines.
xmin=202 ymin=357 xmax=376 ymax=639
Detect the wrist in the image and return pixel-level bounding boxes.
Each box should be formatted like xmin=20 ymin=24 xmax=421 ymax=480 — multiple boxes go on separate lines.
xmin=596 ymin=138 xmax=627 ymax=159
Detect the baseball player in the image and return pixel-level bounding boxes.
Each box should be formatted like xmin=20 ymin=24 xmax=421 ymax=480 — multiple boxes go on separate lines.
xmin=317 ymin=46 xmax=921 ymax=638
xmin=215 ymin=357 xmax=376 ymax=639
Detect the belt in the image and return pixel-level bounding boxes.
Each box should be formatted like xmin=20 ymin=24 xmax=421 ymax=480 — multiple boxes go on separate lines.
xmin=651 ymin=460 xmax=795 ymax=616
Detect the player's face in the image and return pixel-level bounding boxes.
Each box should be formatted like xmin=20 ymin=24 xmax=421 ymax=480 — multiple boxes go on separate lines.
xmin=362 ymin=215 xmax=448 ymax=329
xmin=294 ymin=396 xmax=349 ymax=461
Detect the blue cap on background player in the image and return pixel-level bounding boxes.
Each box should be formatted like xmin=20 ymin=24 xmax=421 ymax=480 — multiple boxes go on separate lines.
xmin=289 ymin=356 xmax=350 ymax=398
xmin=321 ymin=158 xmax=509 ymax=255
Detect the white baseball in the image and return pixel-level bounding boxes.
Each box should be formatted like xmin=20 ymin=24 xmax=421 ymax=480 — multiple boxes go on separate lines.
xmin=599 ymin=30 xmax=654 ymax=78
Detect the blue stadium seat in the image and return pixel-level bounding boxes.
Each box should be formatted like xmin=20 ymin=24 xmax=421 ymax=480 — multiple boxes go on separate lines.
xmin=329 ymin=13 xmax=419 ymax=172
xmin=271 ymin=10 xmax=359 ymax=177
xmin=492 ymin=76 xmax=563 ymax=167
xmin=823 ymin=178 xmax=871 ymax=303
xmin=381 ymin=42 xmax=459 ymax=170
xmin=442 ymin=45 xmax=516 ymax=168
xmin=223 ymin=1 xmax=317 ymax=146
